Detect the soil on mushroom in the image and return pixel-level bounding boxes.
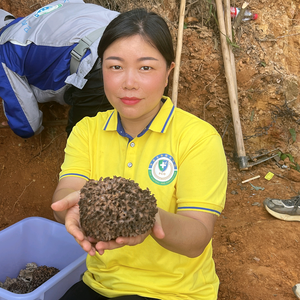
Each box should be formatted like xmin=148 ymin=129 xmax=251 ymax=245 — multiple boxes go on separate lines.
xmin=0 ymin=0 xmax=300 ymax=299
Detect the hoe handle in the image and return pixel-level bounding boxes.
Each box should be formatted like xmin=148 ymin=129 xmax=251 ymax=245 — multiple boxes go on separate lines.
xmin=215 ymin=0 xmax=248 ymax=170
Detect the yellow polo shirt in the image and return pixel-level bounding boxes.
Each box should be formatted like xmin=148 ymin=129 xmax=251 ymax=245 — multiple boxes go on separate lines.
xmin=60 ymin=97 xmax=227 ymax=300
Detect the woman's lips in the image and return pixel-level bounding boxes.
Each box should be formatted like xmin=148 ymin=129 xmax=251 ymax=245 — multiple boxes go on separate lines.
xmin=120 ymin=97 xmax=141 ymax=105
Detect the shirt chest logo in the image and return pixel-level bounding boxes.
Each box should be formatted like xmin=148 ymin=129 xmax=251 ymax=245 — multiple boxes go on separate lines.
xmin=34 ymin=4 xmax=63 ymax=18
xmin=148 ymin=154 xmax=177 ymax=185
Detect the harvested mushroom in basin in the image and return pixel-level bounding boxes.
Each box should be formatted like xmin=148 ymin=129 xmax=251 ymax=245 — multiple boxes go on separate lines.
xmin=79 ymin=176 xmax=158 ymax=241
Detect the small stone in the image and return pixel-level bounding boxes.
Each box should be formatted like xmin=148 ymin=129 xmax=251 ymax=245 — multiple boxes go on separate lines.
xmin=228 ymin=232 xmax=239 ymax=243
xmin=286 ymin=169 xmax=300 ymax=182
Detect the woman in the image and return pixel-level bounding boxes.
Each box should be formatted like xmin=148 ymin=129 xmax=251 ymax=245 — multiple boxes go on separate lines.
xmin=52 ymin=8 xmax=227 ymax=300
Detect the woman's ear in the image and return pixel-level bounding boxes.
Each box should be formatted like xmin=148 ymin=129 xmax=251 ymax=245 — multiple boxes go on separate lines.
xmin=168 ymin=62 xmax=175 ymax=74
xmin=165 ymin=62 xmax=175 ymax=87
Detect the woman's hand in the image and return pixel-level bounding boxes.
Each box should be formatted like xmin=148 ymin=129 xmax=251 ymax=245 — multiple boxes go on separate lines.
xmin=51 ymin=191 xmax=97 ymax=256
xmin=52 ymin=184 xmax=165 ymax=256
xmin=94 ymin=209 xmax=165 ymax=255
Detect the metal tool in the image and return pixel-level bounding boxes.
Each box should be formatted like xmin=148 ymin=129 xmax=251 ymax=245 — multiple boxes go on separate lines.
xmin=234 ymin=148 xmax=280 ymax=169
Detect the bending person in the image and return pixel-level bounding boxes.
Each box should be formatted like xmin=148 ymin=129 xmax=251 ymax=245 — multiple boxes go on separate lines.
xmin=52 ymin=8 xmax=228 ymax=300
xmin=0 ymin=0 xmax=119 ymax=138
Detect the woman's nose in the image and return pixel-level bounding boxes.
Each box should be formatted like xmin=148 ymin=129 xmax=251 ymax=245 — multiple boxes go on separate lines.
xmin=122 ymin=69 xmax=139 ymax=90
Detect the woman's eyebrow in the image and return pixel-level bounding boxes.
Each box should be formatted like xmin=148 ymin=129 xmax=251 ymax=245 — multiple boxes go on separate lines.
xmin=137 ymin=57 xmax=158 ymax=62
xmin=105 ymin=56 xmax=123 ymax=61
xmin=105 ymin=56 xmax=158 ymax=62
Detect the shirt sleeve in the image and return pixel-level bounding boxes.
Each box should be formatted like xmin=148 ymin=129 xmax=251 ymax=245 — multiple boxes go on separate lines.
xmin=176 ymin=128 xmax=228 ymax=216
xmin=0 ymin=63 xmax=43 ymax=138
xmin=59 ymin=118 xmax=91 ymax=181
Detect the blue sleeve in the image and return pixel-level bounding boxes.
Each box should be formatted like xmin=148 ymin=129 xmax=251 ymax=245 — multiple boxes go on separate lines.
xmin=0 ymin=62 xmax=43 ymax=138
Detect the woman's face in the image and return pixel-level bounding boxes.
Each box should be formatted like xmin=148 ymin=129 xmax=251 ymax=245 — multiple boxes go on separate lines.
xmin=102 ymin=34 xmax=174 ymax=123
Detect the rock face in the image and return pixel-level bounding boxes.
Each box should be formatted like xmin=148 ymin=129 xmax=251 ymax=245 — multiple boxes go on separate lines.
xmin=79 ymin=176 xmax=158 ymax=241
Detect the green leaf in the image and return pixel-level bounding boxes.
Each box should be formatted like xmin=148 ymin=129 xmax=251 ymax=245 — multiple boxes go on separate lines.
xmin=226 ymin=36 xmax=239 ymax=48
xmin=280 ymin=153 xmax=295 ymax=163
xmin=260 ymin=61 xmax=266 ymax=67
xmin=289 ymin=128 xmax=297 ymax=143
xmin=291 ymin=162 xmax=300 ymax=172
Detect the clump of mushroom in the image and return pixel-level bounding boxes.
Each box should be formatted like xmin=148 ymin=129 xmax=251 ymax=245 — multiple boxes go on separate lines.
xmin=27 ymin=266 xmax=59 ymax=292
xmin=79 ymin=176 xmax=158 ymax=241
xmin=0 ymin=263 xmax=59 ymax=294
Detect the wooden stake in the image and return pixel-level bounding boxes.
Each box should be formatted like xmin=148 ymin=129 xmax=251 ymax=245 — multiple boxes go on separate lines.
xmin=224 ymin=0 xmax=238 ymax=99
xmin=215 ymin=0 xmax=248 ymax=169
xmin=242 ymin=175 xmax=260 ymax=184
xmin=172 ymin=0 xmax=186 ymax=107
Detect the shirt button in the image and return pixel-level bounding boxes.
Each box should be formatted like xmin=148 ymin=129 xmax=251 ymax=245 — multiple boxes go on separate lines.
xmin=127 ymin=162 xmax=133 ymax=168
xmin=130 ymin=142 xmax=135 ymax=147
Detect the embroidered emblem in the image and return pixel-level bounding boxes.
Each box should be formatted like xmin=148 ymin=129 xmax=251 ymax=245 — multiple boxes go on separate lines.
xmin=34 ymin=4 xmax=63 ymax=18
xmin=148 ymin=154 xmax=177 ymax=185
xmin=158 ymin=160 xmax=168 ymax=172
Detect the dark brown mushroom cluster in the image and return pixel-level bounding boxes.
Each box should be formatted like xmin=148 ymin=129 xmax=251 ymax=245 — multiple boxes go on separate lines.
xmin=27 ymin=266 xmax=60 ymax=292
xmin=0 ymin=263 xmax=59 ymax=294
xmin=79 ymin=176 xmax=158 ymax=241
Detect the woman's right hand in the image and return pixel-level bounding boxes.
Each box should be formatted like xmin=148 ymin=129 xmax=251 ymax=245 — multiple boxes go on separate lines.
xmin=51 ymin=191 xmax=97 ymax=256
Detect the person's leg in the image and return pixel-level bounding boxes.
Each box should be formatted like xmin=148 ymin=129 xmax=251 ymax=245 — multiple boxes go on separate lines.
xmin=59 ymin=280 xmax=108 ymax=300
xmin=64 ymin=59 xmax=113 ymax=136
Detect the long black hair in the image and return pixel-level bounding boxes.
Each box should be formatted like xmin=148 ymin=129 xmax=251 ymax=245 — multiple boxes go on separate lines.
xmin=98 ymin=8 xmax=175 ymax=69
